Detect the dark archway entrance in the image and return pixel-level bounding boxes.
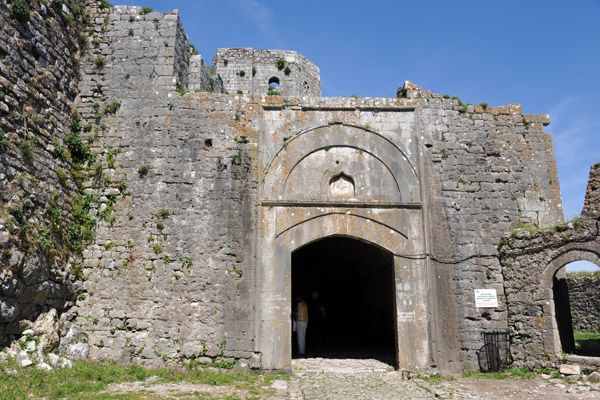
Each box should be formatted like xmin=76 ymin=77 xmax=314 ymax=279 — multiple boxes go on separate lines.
xmin=291 ymin=236 xmax=397 ymax=367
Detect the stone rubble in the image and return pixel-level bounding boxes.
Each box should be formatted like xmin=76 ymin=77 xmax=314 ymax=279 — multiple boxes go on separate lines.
xmin=0 ymin=309 xmax=87 ymax=371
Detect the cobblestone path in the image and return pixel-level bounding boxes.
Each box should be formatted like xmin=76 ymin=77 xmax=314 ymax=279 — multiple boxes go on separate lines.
xmin=289 ymin=357 xmax=600 ymax=400
xmin=291 ymin=358 xmax=454 ymax=399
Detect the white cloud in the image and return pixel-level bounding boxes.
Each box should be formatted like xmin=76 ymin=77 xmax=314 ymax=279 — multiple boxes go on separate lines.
xmin=549 ymin=95 xmax=600 ymax=219
xmin=553 ymin=117 xmax=599 ymax=166
xmin=550 ymin=95 xmax=600 ymax=167
xmin=225 ymin=0 xmax=287 ymax=48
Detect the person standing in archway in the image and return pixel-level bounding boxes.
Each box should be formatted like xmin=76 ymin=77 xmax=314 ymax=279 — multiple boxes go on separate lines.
xmin=309 ymin=290 xmax=326 ymax=350
xmin=295 ymin=295 xmax=309 ymax=356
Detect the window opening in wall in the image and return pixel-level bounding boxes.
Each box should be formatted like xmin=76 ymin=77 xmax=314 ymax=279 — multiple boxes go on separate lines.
xmin=268 ymin=77 xmax=281 ymax=96
xmin=268 ymin=77 xmax=280 ymax=87
xmin=554 ymin=260 xmax=600 ymax=356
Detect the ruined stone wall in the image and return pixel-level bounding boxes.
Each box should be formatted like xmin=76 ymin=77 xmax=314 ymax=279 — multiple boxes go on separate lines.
xmin=499 ymin=219 xmax=600 ymax=369
xmin=413 ymin=86 xmax=563 ymax=370
xmin=583 ymin=163 xmax=600 ymax=219
xmin=213 ymin=48 xmax=321 ymax=97
xmin=64 ymin=4 xmax=258 ymax=367
xmin=498 ymin=160 xmax=600 ymax=369
xmin=567 ymin=273 xmax=600 ymax=332
xmin=79 ymin=4 xmax=190 ymax=98
xmin=188 ymin=54 xmax=224 ymax=93
xmin=0 ymin=0 xmax=97 ymax=345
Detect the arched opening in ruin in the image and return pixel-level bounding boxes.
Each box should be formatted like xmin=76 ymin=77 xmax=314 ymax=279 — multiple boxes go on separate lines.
xmin=553 ymin=260 xmax=600 ymax=357
xmin=268 ymin=77 xmax=280 ymax=87
xmin=267 ymin=77 xmax=281 ymax=95
xmin=291 ymin=236 xmax=397 ymax=368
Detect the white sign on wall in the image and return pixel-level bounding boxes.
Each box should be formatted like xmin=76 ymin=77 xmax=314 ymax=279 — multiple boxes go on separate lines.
xmin=474 ymin=289 xmax=498 ymax=308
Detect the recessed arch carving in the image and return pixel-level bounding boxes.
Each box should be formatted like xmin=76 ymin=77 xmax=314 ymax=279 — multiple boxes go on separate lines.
xmin=262 ymin=123 xmax=420 ymax=203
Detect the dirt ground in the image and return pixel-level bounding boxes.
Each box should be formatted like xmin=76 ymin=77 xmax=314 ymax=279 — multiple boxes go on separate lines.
xmin=101 ymin=357 xmax=600 ymax=399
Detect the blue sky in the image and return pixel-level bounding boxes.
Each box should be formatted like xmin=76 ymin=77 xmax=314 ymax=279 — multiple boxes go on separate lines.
xmin=123 ymin=0 xmax=600 ymax=270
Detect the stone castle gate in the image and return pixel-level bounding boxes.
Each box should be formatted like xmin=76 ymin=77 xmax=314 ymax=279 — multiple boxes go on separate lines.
xmin=256 ymin=121 xmax=429 ymax=369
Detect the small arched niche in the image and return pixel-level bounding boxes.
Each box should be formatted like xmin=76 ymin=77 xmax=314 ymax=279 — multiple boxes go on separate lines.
xmin=329 ymin=172 xmax=355 ymax=198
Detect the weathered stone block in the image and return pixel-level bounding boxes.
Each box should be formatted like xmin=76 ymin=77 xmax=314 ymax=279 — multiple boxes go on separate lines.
xmin=560 ymin=364 xmax=581 ymax=376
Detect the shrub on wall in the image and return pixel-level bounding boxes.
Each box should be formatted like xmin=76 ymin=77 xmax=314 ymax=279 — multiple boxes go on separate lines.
xmin=11 ymin=0 xmax=30 ymax=23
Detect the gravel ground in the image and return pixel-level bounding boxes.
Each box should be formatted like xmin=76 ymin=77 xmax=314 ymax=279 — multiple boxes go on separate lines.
xmin=291 ymin=357 xmax=600 ymax=400
xmin=100 ymin=357 xmax=600 ymax=399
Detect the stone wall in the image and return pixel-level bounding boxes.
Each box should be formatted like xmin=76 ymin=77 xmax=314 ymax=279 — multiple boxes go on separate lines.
xmin=212 ymin=48 xmax=321 ymax=97
xmin=188 ymin=54 xmax=224 ymax=93
xmin=79 ymin=5 xmax=190 ymax=99
xmin=499 ymin=218 xmax=600 ymax=369
xmin=498 ymin=159 xmax=600 ymax=369
xmin=72 ymin=80 xmax=563 ymax=372
xmin=68 ymin=9 xmax=564 ymax=369
xmin=567 ymin=273 xmax=600 ymax=332
xmin=413 ymin=83 xmax=563 ymax=370
xmin=73 ymin=92 xmax=259 ymax=367
xmin=583 ymin=163 xmax=600 ymax=219
xmin=0 ymin=0 xmax=96 ymax=345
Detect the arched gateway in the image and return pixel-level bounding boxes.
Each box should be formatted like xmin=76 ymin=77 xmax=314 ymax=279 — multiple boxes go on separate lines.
xmin=255 ymin=122 xmax=430 ymax=370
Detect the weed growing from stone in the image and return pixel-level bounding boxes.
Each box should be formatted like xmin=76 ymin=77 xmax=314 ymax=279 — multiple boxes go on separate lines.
xmin=104 ymin=103 xmax=121 ymax=115
xmin=0 ymin=130 xmax=5 ymax=148
xmin=155 ymin=209 xmax=169 ymax=218
xmin=11 ymin=0 xmax=30 ymax=23
xmin=18 ymin=140 xmax=33 ymax=160
xmin=99 ymin=0 xmax=113 ymax=9
xmin=138 ymin=164 xmax=149 ymax=175
xmin=267 ymin=86 xmax=280 ymax=96
xmin=94 ymin=56 xmax=105 ymax=68
xmin=151 ymin=243 xmax=163 ymax=254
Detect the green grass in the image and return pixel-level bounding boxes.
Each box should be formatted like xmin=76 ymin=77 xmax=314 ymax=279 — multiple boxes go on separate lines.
xmin=0 ymin=359 xmax=287 ymax=400
xmin=567 ymin=270 xmax=600 ymax=279
xmin=462 ymin=366 xmax=538 ymax=380
xmin=574 ymin=329 xmax=600 ymax=342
